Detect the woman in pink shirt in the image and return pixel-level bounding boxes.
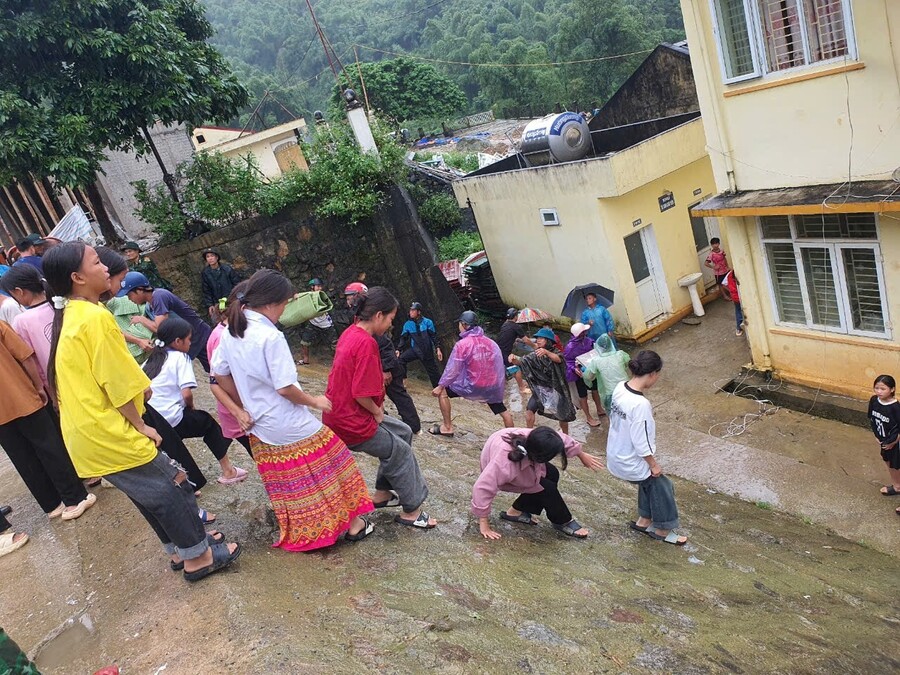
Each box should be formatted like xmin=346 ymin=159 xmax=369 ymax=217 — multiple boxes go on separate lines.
xmin=1 ymin=264 xmax=55 ymax=399
xmin=472 ymin=426 xmax=603 ymax=540
xmin=207 ymin=281 xmax=254 ymax=460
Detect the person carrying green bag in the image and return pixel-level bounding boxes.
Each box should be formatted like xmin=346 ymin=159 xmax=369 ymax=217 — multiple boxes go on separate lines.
xmin=293 ymin=279 xmax=337 ymax=366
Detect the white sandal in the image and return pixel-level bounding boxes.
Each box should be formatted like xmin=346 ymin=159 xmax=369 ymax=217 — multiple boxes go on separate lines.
xmin=0 ymin=532 xmax=29 ymax=558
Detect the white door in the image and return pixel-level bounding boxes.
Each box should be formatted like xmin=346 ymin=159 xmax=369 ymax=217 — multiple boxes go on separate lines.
xmin=624 ymin=226 xmax=666 ymax=322
xmin=689 ymin=201 xmax=721 ymax=290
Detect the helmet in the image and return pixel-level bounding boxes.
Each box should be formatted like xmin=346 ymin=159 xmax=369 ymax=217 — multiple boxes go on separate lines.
xmin=344 ymin=282 xmax=368 ymax=296
xmin=202 ymin=248 xmax=220 ymax=261
xmin=458 ymin=310 xmax=478 ymax=326
xmin=506 ymin=307 xmax=517 ymax=319
xmin=409 ymin=301 xmax=423 ymax=311
xmin=308 ymin=278 xmax=324 ymax=287
xmin=117 ymin=271 xmax=151 ymax=297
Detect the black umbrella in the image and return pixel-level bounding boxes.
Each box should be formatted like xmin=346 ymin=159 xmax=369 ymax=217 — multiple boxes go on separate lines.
xmin=561 ymin=283 xmax=615 ymax=320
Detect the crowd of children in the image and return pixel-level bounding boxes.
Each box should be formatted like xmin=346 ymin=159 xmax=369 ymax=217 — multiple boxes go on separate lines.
xmin=10 ymin=237 xmax=820 ymax=580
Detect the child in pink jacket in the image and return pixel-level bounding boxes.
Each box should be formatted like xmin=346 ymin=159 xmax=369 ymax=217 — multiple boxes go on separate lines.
xmin=472 ymin=426 xmax=603 ymax=540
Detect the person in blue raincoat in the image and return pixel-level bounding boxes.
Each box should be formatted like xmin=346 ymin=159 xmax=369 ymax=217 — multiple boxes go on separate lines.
xmin=580 ymin=292 xmax=615 ymax=345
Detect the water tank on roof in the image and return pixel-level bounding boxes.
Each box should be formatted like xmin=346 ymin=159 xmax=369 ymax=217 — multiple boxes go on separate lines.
xmin=519 ymin=112 xmax=592 ymax=165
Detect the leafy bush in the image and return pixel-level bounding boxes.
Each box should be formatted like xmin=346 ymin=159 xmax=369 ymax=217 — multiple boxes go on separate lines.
xmin=132 ymin=180 xmax=188 ymax=245
xmin=418 ymin=193 xmax=463 ymax=234
xmin=437 ymin=230 xmax=483 ymax=261
xmin=134 ymin=119 xmax=408 ymax=242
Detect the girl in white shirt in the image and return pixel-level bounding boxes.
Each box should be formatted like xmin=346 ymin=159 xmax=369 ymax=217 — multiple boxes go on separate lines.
xmin=143 ymin=317 xmax=246 ymax=486
xmin=606 ymin=350 xmax=687 ymax=546
xmin=211 ymin=269 xmax=374 ymax=550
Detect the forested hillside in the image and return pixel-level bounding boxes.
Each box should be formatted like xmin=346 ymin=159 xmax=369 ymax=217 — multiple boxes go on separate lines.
xmin=202 ymin=0 xmax=685 ymax=127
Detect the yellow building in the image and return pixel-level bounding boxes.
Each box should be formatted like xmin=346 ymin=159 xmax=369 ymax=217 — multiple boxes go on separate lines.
xmin=191 ymin=119 xmax=309 ymax=178
xmin=453 ymin=117 xmax=722 ymax=340
xmin=681 ymin=0 xmax=900 ymax=397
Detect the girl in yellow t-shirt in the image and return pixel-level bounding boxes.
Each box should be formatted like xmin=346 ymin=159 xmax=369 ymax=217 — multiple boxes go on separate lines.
xmin=43 ymin=242 xmax=240 ymax=582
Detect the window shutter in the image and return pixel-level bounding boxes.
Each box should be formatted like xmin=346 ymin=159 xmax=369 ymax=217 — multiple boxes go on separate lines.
xmin=842 ymin=248 xmax=885 ymax=332
xmin=765 ymin=243 xmax=806 ymax=323
xmin=800 ymin=247 xmax=841 ymax=327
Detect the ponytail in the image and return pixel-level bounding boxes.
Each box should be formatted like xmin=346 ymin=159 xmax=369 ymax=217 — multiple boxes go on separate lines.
xmin=42 ymin=242 xmax=87 ymax=391
xmin=142 ymin=316 xmax=192 ymax=379
xmin=503 ymin=427 xmax=567 ymax=469
xmin=228 ymin=270 xmax=292 ymax=338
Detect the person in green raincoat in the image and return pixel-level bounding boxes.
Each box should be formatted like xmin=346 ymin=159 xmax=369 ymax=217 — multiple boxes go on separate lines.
xmin=579 ymin=334 xmax=630 ymax=412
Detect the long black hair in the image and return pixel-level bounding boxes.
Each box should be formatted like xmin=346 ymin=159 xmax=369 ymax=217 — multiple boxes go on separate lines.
xmin=142 ymin=316 xmax=192 ymax=379
xmin=42 ymin=242 xmax=88 ymax=391
xmin=628 ymin=350 xmax=663 ymax=376
xmin=354 ymin=286 xmax=399 ymax=322
xmin=505 ymin=426 xmax=567 ymax=470
xmin=0 ymin=262 xmax=48 ymax=300
xmin=96 ymin=246 xmax=128 ymax=277
xmin=226 ymin=269 xmax=293 ymax=338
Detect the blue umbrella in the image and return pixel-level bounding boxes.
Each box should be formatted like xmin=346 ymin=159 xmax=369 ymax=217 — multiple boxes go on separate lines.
xmin=561 ymin=283 xmax=615 ymax=320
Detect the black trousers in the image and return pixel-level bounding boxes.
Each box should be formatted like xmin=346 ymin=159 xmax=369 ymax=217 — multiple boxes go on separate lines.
xmin=0 ymin=511 xmax=10 ymax=532
xmin=234 ymin=434 xmax=253 ymax=458
xmin=143 ymin=404 xmax=208 ymax=491
xmin=174 ymin=408 xmax=231 ymax=461
xmin=510 ymin=464 xmax=572 ymax=525
xmin=399 ymin=349 xmax=441 ymax=388
xmin=194 ymin=347 xmax=210 ymax=373
xmin=0 ymin=407 xmax=88 ymax=512
xmin=386 ymin=370 xmax=421 ymax=434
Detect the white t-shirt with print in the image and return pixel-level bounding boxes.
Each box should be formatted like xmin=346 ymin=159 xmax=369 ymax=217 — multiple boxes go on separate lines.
xmin=148 ymin=351 xmax=196 ymax=427
xmin=605 ymin=380 xmax=656 ymax=482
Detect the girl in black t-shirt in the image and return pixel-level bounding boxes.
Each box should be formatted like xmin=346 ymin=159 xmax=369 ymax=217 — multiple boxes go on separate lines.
xmin=867 ymin=374 xmax=900 ymax=515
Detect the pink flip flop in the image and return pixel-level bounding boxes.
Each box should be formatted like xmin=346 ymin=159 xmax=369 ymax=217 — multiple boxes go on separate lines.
xmin=217 ymin=467 xmax=248 ymax=485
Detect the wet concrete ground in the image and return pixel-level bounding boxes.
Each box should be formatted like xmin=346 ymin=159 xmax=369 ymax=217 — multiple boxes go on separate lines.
xmin=0 ymin=298 xmax=898 ymax=673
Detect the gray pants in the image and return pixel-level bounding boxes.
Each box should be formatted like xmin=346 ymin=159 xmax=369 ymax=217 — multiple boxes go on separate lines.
xmin=105 ymin=451 xmax=209 ymax=560
xmin=634 ymin=474 xmax=680 ymax=530
xmin=350 ymin=415 xmax=428 ymax=513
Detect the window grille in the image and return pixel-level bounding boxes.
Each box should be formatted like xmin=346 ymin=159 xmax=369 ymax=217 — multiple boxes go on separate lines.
xmin=759 ymin=214 xmax=889 ymax=338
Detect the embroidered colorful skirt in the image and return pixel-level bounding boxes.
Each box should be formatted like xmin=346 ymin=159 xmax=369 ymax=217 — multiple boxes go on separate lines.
xmin=251 ymin=425 xmax=373 ymax=552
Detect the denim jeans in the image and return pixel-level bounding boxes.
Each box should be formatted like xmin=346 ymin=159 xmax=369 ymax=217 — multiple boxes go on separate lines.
xmin=734 ymin=302 xmax=744 ymax=330
xmin=350 ymin=415 xmax=429 ymax=513
xmin=634 ymin=474 xmax=680 ymax=530
xmin=105 ymin=451 xmax=208 ymax=560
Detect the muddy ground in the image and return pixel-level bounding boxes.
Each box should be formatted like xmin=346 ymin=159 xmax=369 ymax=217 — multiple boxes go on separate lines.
xmin=0 ymin=299 xmax=898 ymax=674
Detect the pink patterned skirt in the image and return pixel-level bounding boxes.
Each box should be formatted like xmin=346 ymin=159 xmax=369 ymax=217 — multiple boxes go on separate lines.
xmin=251 ymin=425 xmax=373 ymax=552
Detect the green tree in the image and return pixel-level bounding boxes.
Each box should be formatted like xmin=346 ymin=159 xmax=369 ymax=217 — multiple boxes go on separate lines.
xmin=0 ymin=0 xmax=248 ymax=188
xmin=330 ymin=57 xmax=467 ymax=125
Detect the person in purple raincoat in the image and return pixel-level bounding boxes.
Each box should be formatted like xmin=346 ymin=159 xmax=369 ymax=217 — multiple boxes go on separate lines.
xmin=430 ymin=311 xmax=514 ymax=436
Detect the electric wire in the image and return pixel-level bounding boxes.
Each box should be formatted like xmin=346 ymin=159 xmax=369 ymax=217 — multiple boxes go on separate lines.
xmin=352 ymin=43 xmax=655 ymax=68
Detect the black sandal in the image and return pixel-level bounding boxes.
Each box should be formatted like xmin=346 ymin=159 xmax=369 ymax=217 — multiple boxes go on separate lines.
xmin=500 ymin=511 xmax=536 ymax=525
xmin=170 ymin=532 xmax=226 ymax=570
xmin=345 ymin=517 xmax=374 ymax=542
xmin=183 ymin=542 xmax=241 ymax=582
xmin=553 ymin=519 xmax=588 ymax=539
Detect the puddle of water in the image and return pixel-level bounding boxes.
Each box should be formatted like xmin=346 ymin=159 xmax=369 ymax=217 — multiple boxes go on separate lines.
xmin=33 ymin=614 xmax=100 ymax=672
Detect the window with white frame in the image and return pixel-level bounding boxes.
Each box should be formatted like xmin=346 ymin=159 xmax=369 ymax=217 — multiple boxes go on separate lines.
xmin=759 ymin=213 xmax=890 ymax=338
xmin=710 ymin=0 xmax=855 ymax=83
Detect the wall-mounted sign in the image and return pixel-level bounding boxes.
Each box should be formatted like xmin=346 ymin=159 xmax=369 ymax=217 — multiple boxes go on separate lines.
xmin=658 ymin=192 xmax=675 ymax=212
xmin=632 ymin=218 xmax=642 ymax=228
xmin=693 ymin=187 xmax=703 ymax=196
